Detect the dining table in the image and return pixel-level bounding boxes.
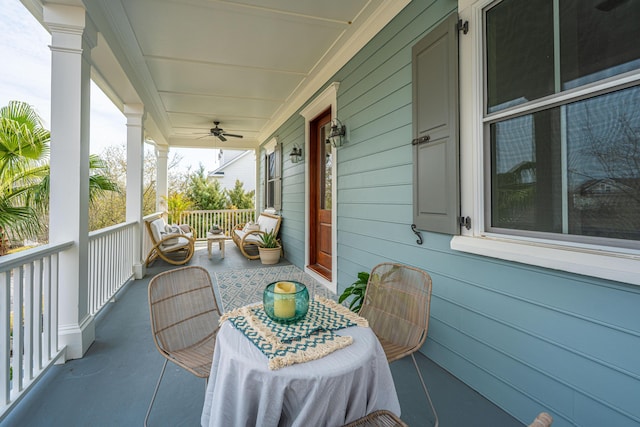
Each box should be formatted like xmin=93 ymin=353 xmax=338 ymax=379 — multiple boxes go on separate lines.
xmin=200 ymin=297 xmax=401 ymax=427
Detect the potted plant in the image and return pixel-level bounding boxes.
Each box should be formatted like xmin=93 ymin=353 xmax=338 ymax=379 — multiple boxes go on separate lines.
xmin=338 ymin=272 xmax=370 ymax=313
xmin=258 ymin=229 xmax=281 ymax=265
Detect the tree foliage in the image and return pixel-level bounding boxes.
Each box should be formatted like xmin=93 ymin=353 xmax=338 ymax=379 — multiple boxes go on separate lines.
xmin=89 ymin=145 xmax=190 ymax=230
xmin=186 ymin=165 xmax=228 ymax=210
xmin=166 ymin=192 xmax=192 ymax=224
xmin=0 ymin=101 xmax=50 ymax=248
xmin=227 ymin=179 xmax=255 ymax=209
xmin=0 ymin=101 xmax=118 ymax=253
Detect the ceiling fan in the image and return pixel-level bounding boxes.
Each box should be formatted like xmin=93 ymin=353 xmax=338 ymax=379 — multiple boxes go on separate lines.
xmin=205 ymin=121 xmax=243 ymax=142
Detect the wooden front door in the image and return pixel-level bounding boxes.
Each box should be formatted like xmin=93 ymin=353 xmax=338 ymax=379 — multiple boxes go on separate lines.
xmin=309 ymin=109 xmax=332 ymax=280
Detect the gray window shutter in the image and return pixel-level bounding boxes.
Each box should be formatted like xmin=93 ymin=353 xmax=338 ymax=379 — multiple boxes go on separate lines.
xmin=412 ymin=12 xmax=460 ymax=235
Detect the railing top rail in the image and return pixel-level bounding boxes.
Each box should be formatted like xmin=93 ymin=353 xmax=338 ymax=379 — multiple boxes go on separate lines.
xmin=89 ymin=220 xmax=138 ymax=240
xmin=182 ymin=209 xmax=255 ymax=214
xmin=144 ymin=212 xmax=165 ymax=222
xmin=0 ymin=241 xmax=74 ymax=271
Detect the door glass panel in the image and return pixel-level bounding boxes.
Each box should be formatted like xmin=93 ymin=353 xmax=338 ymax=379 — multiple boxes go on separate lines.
xmin=321 ymin=123 xmax=332 ymax=210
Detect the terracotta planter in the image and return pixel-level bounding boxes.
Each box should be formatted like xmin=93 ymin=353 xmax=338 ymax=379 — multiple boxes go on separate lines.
xmin=258 ymin=247 xmax=281 ymax=265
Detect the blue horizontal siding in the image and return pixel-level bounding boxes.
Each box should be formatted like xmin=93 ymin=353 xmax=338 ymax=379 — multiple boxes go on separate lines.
xmin=265 ymin=0 xmax=640 ymax=425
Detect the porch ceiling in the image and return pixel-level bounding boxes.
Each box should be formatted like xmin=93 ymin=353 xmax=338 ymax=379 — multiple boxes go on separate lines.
xmin=24 ymin=0 xmax=409 ymax=151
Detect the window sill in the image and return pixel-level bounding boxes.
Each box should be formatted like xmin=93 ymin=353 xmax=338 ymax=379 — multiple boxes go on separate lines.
xmin=450 ymin=235 xmax=640 ymax=286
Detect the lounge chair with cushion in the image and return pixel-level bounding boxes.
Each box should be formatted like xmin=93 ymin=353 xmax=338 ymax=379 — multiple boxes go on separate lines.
xmin=144 ymin=217 xmax=196 ymax=266
xmin=232 ymin=211 xmax=281 ymax=260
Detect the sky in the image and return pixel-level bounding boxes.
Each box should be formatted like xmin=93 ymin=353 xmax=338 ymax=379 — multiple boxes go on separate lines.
xmin=0 ymin=0 xmax=218 ymax=172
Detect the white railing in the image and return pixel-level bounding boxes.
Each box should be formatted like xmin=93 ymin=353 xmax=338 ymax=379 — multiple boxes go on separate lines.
xmin=88 ymin=221 xmax=137 ymax=316
xmin=179 ymin=209 xmax=255 ymax=239
xmin=0 ymin=241 xmax=72 ymax=418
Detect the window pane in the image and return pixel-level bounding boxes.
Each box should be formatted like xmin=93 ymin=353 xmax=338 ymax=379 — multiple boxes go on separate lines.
xmin=486 ymin=0 xmax=554 ymax=113
xmin=491 ymin=109 xmax=562 ymax=232
xmin=491 ymin=85 xmax=640 ymax=242
xmin=267 ymin=181 xmax=274 ymax=208
xmin=267 ymin=152 xmax=276 ymax=180
xmin=567 ymin=86 xmax=640 ymax=240
xmin=561 ymin=0 xmax=640 ymax=90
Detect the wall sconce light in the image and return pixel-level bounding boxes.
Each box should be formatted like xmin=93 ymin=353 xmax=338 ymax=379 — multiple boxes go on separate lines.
xmin=290 ymin=144 xmax=303 ymax=163
xmin=327 ymin=118 xmax=346 ymax=148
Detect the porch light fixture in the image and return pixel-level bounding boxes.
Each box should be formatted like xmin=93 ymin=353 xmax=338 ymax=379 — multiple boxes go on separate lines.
xmin=327 ymin=118 xmax=346 ymax=148
xmin=290 ymin=144 xmax=303 ymax=163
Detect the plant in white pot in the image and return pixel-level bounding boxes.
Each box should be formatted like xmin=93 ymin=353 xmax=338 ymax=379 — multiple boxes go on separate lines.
xmin=258 ymin=229 xmax=281 ymax=265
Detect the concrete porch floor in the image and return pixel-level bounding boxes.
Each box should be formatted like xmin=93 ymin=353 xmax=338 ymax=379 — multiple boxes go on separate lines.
xmin=3 ymin=241 xmax=524 ymax=426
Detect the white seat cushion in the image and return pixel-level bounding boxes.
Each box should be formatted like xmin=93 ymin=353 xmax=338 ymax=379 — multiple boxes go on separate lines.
xmin=150 ymin=218 xmax=192 ymax=247
xmin=161 ymin=236 xmax=192 ymax=250
xmin=150 ymin=218 xmax=166 ymax=243
xmin=257 ymin=215 xmax=278 ymax=233
xmin=234 ymin=229 xmax=261 ymax=243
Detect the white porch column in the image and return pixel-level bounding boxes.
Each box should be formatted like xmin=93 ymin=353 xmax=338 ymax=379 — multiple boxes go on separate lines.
xmin=155 ymin=146 xmax=169 ymax=213
xmin=44 ymin=4 xmax=96 ymax=360
xmin=125 ymin=104 xmax=146 ymax=279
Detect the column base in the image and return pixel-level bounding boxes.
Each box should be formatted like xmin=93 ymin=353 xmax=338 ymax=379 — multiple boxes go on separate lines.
xmin=57 ymin=314 xmax=95 ymax=362
xmin=133 ymin=262 xmax=146 ymax=279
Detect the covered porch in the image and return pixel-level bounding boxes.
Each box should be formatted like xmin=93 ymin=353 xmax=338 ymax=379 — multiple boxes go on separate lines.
xmin=2 ymin=241 xmax=522 ymax=427
xmin=1 ymin=0 xmax=639 ymax=426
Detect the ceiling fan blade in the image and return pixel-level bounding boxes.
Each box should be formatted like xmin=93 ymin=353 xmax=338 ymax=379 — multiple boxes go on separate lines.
xmin=218 ymin=134 xmax=227 ymax=142
xmin=222 ymin=133 xmax=243 ymax=138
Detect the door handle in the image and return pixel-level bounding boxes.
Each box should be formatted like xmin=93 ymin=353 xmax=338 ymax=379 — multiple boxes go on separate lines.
xmin=411 ymin=135 xmax=431 ymax=145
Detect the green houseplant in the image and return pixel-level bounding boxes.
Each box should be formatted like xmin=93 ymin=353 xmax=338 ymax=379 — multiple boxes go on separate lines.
xmin=338 ymin=272 xmax=370 ymax=313
xmin=258 ymin=229 xmax=281 ymax=265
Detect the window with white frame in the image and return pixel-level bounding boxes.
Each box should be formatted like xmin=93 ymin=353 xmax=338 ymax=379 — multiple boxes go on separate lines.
xmin=263 ymin=140 xmax=281 ymax=211
xmin=483 ymin=0 xmax=640 ymax=249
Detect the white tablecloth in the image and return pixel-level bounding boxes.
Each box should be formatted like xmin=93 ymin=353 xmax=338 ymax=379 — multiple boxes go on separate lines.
xmin=201 ymin=321 xmax=400 ymax=427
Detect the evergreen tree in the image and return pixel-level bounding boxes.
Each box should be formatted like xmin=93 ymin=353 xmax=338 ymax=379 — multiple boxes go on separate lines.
xmin=226 ymin=179 xmax=255 ymax=209
xmin=186 ymin=165 xmax=228 ymax=210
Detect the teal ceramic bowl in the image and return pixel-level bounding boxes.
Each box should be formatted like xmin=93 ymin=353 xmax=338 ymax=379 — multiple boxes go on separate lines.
xmin=263 ymin=281 xmax=309 ymax=324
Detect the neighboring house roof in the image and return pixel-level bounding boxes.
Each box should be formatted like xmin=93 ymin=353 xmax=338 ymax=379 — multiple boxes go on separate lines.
xmin=577 ymin=178 xmax=638 ymax=195
xmin=208 ymin=150 xmax=252 ymax=178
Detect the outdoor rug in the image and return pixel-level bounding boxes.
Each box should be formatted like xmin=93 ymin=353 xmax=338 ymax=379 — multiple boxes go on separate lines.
xmin=215 ymin=265 xmax=337 ymax=312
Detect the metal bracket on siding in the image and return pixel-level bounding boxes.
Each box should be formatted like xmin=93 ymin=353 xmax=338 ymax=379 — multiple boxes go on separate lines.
xmin=458 ymin=216 xmax=471 ymax=230
xmin=411 ymin=224 xmax=424 ymax=245
xmin=457 ymin=19 xmax=469 ymax=34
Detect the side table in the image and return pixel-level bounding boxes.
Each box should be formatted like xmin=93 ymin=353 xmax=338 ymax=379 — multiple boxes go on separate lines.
xmin=207 ymin=232 xmax=228 ymax=259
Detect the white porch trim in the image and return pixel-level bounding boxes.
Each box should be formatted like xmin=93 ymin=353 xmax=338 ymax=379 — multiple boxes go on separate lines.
xmin=125 ymin=103 xmax=146 ymax=280
xmin=44 ymin=3 xmax=96 ymax=360
xmin=300 ymin=82 xmax=340 ymax=294
xmin=155 ymin=145 xmax=169 ymax=213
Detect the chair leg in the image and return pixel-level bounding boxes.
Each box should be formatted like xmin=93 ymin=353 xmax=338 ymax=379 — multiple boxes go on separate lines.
xmin=144 ymin=359 xmax=168 ymax=427
xmin=411 ymin=353 xmax=439 ymax=427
